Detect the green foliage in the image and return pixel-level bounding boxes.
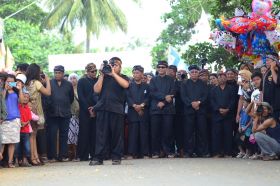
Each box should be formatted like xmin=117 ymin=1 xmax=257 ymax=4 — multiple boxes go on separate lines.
xmin=182 ymin=42 xmax=239 ymax=71
xmin=150 ymin=43 xmax=168 ymax=69
xmin=4 ymin=18 xmax=76 ymax=72
xmin=121 ymin=67 xmax=133 ymax=77
xmin=152 ymin=0 xmax=280 ymax=70
xmin=0 ymin=0 xmax=46 ymax=25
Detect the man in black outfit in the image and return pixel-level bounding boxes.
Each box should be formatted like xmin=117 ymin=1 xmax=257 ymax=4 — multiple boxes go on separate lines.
xmin=167 ymin=65 xmax=184 ymax=157
xmin=263 ymin=53 xmax=280 ymax=122
xmin=47 ymin=65 xmax=74 ymax=161
xmin=90 ymin=57 xmax=129 ymax=166
xmin=181 ymin=65 xmax=209 ymax=157
xmin=127 ymin=65 xmax=150 ymax=158
xmin=210 ymin=73 xmax=235 ymax=157
xmin=77 ymin=63 xmax=98 ymax=161
xmin=150 ymin=61 xmax=176 ymax=158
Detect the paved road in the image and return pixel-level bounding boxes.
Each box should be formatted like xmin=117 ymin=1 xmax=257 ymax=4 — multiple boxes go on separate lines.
xmin=1 ymin=158 xmax=280 ymax=186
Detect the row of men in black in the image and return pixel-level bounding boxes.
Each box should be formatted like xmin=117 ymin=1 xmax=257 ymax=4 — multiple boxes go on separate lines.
xmin=77 ymin=56 xmax=280 ymax=165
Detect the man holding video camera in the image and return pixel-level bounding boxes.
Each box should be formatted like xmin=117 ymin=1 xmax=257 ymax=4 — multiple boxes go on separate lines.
xmin=90 ymin=57 xmax=129 ymax=166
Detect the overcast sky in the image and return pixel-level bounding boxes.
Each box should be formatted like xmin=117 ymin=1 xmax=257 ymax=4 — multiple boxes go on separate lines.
xmin=73 ymin=0 xmax=171 ymax=49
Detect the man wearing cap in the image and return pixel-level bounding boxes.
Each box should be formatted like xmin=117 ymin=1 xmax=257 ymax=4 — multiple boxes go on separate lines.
xmin=47 ymin=65 xmax=74 ymax=162
xmin=77 ymin=63 xmax=98 ymax=161
xmin=168 ymin=65 xmax=184 ymax=156
xmin=150 ymin=61 xmax=176 ymax=158
xmin=126 ymin=65 xmax=150 ymax=159
xmin=199 ymin=69 xmax=210 ymax=84
xmin=181 ymin=65 xmax=209 ymax=158
xmin=263 ymin=53 xmax=280 ymax=122
xmin=210 ymin=73 xmax=235 ymax=157
xmin=91 ymin=57 xmax=129 ymax=166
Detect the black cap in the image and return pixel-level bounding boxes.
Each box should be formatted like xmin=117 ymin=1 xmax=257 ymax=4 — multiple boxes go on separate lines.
xmin=132 ymin=65 xmax=144 ymax=73
xmin=157 ymin=61 xmax=168 ymax=67
xmin=168 ymin=65 xmax=177 ymax=72
xmin=188 ymin=65 xmax=200 ymax=71
xmin=199 ymin=69 xmax=209 ymax=76
xmin=54 ymin=65 xmax=65 ymax=72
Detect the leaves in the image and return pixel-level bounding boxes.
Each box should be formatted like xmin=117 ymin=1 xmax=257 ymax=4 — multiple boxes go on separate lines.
xmin=4 ymin=18 xmax=76 ymax=72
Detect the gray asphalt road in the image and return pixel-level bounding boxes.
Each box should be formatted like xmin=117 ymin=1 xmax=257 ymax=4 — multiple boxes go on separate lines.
xmin=0 ymin=158 xmax=280 ymax=186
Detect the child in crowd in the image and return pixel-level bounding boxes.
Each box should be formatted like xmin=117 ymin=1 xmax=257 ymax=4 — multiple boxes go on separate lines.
xmin=16 ymin=90 xmax=33 ymax=167
xmin=236 ymin=99 xmax=255 ymax=159
xmin=0 ymin=74 xmax=24 ymax=168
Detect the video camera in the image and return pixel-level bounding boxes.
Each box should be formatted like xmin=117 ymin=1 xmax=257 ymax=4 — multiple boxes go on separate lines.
xmin=101 ymin=60 xmax=115 ymax=74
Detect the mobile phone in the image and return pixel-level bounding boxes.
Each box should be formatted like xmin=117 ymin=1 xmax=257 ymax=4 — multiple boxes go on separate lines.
xmin=8 ymin=82 xmax=17 ymax=87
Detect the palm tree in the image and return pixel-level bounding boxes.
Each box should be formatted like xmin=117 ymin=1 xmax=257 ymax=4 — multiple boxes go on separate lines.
xmin=44 ymin=0 xmax=139 ymax=52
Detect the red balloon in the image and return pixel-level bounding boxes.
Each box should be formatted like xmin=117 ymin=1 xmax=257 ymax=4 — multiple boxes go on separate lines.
xmin=254 ymin=15 xmax=277 ymax=31
xmin=221 ymin=17 xmax=256 ymax=34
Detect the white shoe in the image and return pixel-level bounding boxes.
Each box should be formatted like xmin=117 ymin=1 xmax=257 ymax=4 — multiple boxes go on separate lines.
xmin=236 ymin=152 xmax=245 ymax=158
xmin=242 ymin=154 xmax=250 ymax=159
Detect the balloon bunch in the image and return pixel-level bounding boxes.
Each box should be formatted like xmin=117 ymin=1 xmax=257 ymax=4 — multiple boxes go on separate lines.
xmin=211 ymin=0 xmax=280 ymax=66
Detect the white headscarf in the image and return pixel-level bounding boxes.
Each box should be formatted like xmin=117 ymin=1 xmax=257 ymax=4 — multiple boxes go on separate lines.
xmin=68 ymin=73 xmax=79 ymax=81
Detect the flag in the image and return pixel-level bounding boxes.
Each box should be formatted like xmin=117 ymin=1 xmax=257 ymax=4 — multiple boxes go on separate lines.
xmin=168 ymin=46 xmax=188 ymax=70
xmin=5 ymin=46 xmax=14 ymax=71
xmin=0 ymin=41 xmax=6 ymax=70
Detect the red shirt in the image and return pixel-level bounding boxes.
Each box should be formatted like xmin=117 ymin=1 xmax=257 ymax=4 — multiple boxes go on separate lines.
xmin=18 ymin=104 xmax=32 ymax=133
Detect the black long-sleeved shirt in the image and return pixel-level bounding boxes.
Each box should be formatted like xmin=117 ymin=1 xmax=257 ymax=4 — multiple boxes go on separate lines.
xmin=149 ymin=75 xmax=176 ymax=115
xmin=180 ymin=79 xmax=208 ymax=114
xmin=263 ymin=70 xmax=280 ymax=111
xmin=126 ymin=80 xmax=150 ymax=122
xmin=77 ymin=76 xmax=97 ymax=113
xmin=175 ymin=80 xmax=185 ymax=115
xmin=48 ymin=79 xmax=74 ymax=118
xmin=94 ymin=74 xmax=129 ymax=115
xmin=210 ymin=84 xmax=235 ymax=121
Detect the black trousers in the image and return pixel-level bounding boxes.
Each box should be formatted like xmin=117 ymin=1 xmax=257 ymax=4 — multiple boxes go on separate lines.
xmin=150 ymin=114 xmax=174 ymax=155
xmin=95 ymin=111 xmax=124 ymax=161
xmin=47 ymin=117 xmax=70 ymax=159
xmin=77 ymin=111 xmax=96 ymax=161
xmin=128 ymin=121 xmax=149 ymax=156
xmin=174 ymin=114 xmax=184 ymax=152
xmin=183 ymin=112 xmax=208 ymax=156
xmin=212 ymin=117 xmax=233 ymax=156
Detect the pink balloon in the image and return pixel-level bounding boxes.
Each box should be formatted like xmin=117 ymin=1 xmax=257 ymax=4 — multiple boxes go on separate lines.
xmin=252 ymin=0 xmax=273 ymax=16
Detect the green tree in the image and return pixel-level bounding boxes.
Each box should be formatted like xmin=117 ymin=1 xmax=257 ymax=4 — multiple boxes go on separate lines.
xmin=182 ymin=42 xmax=239 ymax=71
xmin=0 ymin=0 xmax=47 ymax=25
xmin=44 ymin=0 xmax=140 ymax=52
xmin=121 ymin=67 xmax=133 ymax=77
xmin=152 ymin=0 xmax=279 ymax=69
xmin=4 ymin=18 xmax=75 ymax=71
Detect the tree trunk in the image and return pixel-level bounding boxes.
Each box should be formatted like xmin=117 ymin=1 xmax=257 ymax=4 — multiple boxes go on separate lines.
xmin=86 ymin=31 xmax=91 ymax=53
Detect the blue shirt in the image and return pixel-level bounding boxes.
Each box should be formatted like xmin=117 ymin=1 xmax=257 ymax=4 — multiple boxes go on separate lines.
xmin=5 ymin=92 xmax=20 ymax=121
xmin=240 ymin=109 xmax=252 ymax=137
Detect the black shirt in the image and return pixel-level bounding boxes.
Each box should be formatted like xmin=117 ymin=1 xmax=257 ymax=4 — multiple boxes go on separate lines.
xmin=48 ymin=79 xmax=74 ymax=118
xmin=94 ymin=74 xmax=129 ymax=115
xmin=210 ymin=84 xmax=236 ymax=120
xmin=77 ymin=76 xmax=97 ymax=113
xmin=126 ymin=80 xmax=150 ymax=122
xmin=175 ymin=80 xmax=184 ymax=115
xmin=263 ymin=70 xmax=280 ymax=111
xmin=149 ymin=75 xmax=176 ymax=115
xmin=180 ymin=79 xmax=208 ymax=114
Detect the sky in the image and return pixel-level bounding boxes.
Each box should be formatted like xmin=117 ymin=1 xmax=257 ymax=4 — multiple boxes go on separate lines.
xmin=73 ymin=0 xmax=171 ymax=49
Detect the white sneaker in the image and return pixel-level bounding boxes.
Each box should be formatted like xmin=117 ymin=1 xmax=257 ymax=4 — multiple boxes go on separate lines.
xmin=242 ymin=154 xmax=250 ymax=159
xmin=236 ymin=152 xmax=245 ymax=158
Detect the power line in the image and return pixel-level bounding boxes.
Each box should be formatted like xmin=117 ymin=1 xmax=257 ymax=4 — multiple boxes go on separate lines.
xmin=3 ymin=0 xmax=39 ymax=21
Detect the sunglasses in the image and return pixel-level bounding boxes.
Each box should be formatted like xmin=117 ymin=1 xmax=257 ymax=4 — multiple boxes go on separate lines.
xmin=157 ymin=66 xmax=167 ymax=69
xmin=90 ymin=69 xmax=97 ymax=73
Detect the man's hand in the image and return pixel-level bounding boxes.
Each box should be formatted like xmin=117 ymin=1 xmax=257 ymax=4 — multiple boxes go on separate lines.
xmin=133 ymin=104 xmax=142 ymax=112
xmin=270 ymin=61 xmax=277 ymax=71
xmin=138 ymin=110 xmax=144 ymax=116
xmin=191 ymin=101 xmax=200 ymax=110
xmin=219 ymin=108 xmax=229 ymax=116
xmin=157 ymin=102 xmax=165 ymax=109
xmin=165 ymin=95 xmax=173 ymax=103
xmin=88 ymin=106 xmax=96 ymax=118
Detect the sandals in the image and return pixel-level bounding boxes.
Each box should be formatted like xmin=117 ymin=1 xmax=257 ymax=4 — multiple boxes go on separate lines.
xmin=8 ymin=162 xmax=15 ymax=168
xmin=30 ymin=159 xmax=40 ymax=166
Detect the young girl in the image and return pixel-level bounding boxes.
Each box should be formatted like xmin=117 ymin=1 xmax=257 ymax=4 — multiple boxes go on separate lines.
xmin=0 ymin=74 xmax=24 ymax=168
xmin=236 ymin=99 xmax=255 ymax=159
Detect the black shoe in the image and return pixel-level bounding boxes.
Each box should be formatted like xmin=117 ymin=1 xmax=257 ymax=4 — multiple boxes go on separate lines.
xmin=202 ymin=154 xmax=211 ymax=158
xmin=89 ymin=160 xmax=103 ymax=166
xmin=112 ymin=160 xmax=121 ymax=165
